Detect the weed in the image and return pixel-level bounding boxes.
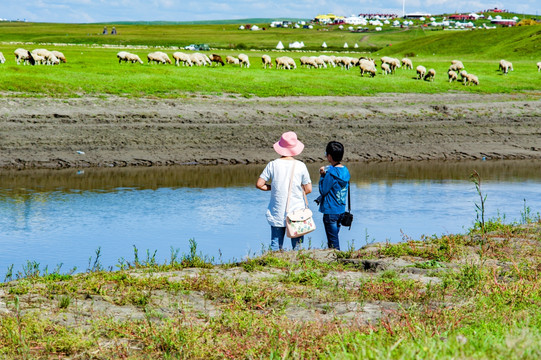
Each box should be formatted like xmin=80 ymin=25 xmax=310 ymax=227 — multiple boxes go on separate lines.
xmin=470 ymin=170 xmax=487 ymax=235
xmin=58 ymin=295 xmax=71 ymax=309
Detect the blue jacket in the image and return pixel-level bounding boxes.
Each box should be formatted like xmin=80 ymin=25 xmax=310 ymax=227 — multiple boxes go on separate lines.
xmin=318 ymin=165 xmax=350 ymax=214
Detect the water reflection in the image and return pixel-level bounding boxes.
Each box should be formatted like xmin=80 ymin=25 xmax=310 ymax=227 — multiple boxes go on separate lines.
xmin=2 ymin=160 xmax=541 ymax=194
xmin=0 ymin=160 xmax=540 ymax=280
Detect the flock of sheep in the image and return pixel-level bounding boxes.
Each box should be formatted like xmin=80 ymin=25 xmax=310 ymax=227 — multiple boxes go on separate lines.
xmin=9 ymin=48 xmax=67 ymax=65
xmin=2 ymin=48 xmax=540 ymax=86
xmin=114 ymin=51 xmax=540 ymax=86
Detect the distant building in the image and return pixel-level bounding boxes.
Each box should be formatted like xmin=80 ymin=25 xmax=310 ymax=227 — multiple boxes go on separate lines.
xmin=404 ymin=13 xmax=431 ymax=19
xmin=448 ymin=14 xmax=476 ymax=21
xmin=313 ymin=14 xmax=345 ymax=24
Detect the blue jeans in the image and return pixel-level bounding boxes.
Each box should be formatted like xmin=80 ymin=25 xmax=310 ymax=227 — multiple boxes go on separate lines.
xmin=270 ymin=226 xmax=303 ymax=251
xmin=323 ymin=213 xmax=342 ymax=250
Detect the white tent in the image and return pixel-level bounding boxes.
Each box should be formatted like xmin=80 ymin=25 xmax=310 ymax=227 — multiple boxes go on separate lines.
xmin=289 ymin=41 xmax=304 ymax=49
xmin=276 ymin=41 xmax=284 ymax=50
xmin=343 ymin=42 xmax=348 ymax=48
xmin=321 ymin=42 xmax=327 ymax=48
xmin=354 ymin=43 xmax=359 ymax=48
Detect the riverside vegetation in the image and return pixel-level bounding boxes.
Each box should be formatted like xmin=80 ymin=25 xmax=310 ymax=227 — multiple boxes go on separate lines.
xmin=1 ymin=200 xmax=540 ymax=359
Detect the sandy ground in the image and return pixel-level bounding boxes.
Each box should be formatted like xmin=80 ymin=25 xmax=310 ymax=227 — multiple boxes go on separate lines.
xmin=0 ymin=92 xmax=540 ymax=169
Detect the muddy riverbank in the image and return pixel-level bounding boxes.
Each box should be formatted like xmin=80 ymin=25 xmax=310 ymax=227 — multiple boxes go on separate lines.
xmin=0 ymin=92 xmax=540 ymax=169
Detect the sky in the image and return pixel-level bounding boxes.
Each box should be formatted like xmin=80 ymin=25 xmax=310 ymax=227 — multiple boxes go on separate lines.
xmin=1 ymin=1 xmax=538 ymax=23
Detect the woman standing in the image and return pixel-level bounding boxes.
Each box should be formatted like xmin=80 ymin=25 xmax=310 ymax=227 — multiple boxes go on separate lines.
xmin=256 ymin=132 xmax=312 ymax=251
xmin=317 ymin=141 xmax=350 ymax=251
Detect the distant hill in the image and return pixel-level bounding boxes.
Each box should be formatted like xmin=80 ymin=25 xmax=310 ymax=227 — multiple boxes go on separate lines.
xmin=379 ymin=25 xmax=541 ymax=59
xmin=97 ymin=18 xmax=310 ymax=25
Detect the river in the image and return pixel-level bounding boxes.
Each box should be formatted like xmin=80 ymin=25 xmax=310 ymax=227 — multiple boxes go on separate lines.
xmin=1 ymin=160 xmax=540 ymax=279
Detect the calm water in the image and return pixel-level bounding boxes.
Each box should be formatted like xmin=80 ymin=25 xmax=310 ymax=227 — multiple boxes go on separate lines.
xmin=1 ymin=160 xmax=540 ymax=279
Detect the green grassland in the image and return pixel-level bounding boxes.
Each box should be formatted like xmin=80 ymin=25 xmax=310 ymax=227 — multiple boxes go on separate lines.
xmin=0 ymin=22 xmax=539 ymax=97
xmin=1 ymin=219 xmax=540 ymax=359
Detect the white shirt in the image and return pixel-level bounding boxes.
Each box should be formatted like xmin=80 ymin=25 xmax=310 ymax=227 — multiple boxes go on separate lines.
xmin=259 ymin=159 xmax=312 ymax=227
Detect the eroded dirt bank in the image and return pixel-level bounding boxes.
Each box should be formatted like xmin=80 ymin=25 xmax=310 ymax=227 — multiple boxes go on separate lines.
xmin=0 ymin=92 xmax=540 ymax=169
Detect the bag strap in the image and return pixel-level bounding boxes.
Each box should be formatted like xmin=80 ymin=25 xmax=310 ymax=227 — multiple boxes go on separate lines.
xmin=285 ymin=161 xmax=296 ymax=214
xmin=285 ymin=161 xmax=309 ymax=213
xmin=346 ymin=181 xmax=351 ymax=212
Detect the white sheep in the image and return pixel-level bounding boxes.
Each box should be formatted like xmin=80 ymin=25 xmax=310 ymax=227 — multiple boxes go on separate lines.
xmin=459 ymin=70 xmax=468 ymax=82
xmin=31 ymin=49 xmax=59 ymax=65
xmin=261 ymin=54 xmax=272 ymax=69
xmin=30 ymin=53 xmax=46 ymax=65
xmin=401 ymin=58 xmax=413 ymax=70
xmin=424 ymin=68 xmax=436 ymax=82
xmin=189 ymin=53 xmax=209 ymax=66
xmin=0 ymin=52 xmax=5 ymax=64
xmin=300 ymin=56 xmax=318 ymax=68
xmin=226 ymin=55 xmax=240 ymax=66
xmin=14 ymin=48 xmax=34 ymax=65
xmin=285 ymin=57 xmax=296 ymax=70
xmin=238 ymin=53 xmax=250 ymax=68
xmin=147 ymin=51 xmax=172 ymax=64
xmin=380 ymin=56 xmax=400 ymax=73
xmin=416 ymin=65 xmax=426 ymax=80
xmin=275 ymin=56 xmax=290 ymax=69
xmin=359 ymin=60 xmax=376 ymax=77
xmin=449 ymin=60 xmax=464 ymax=72
xmin=126 ymin=53 xmax=143 ymax=64
xmin=336 ymin=57 xmax=353 ymax=70
xmin=311 ymin=56 xmax=327 ymax=68
xmin=381 ymin=63 xmax=391 ymax=75
xmin=448 ymin=70 xmax=458 ymax=82
xmin=538 ymin=62 xmax=541 ymax=72
xmin=275 ymin=56 xmax=295 ymax=70
xmin=389 ymin=58 xmax=401 ymax=73
xmin=319 ymin=55 xmax=336 ymax=68
xmin=464 ymin=73 xmax=479 ymax=86
xmin=173 ymin=52 xmax=193 ymax=66
xmin=499 ymin=59 xmax=513 ymax=74
xmin=51 ymin=50 xmax=67 ymax=63
xmin=193 ymin=52 xmax=211 ymax=66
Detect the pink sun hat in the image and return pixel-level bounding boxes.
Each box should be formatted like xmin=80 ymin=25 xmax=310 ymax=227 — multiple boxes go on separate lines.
xmin=273 ymin=131 xmax=304 ymax=157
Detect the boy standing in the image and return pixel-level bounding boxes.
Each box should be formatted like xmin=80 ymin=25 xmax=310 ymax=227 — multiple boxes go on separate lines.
xmin=317 ymin=141 xmax=350 ymax=250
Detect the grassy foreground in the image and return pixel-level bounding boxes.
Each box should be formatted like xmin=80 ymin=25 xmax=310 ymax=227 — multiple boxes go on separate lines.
xmin=1 ymin=217 xmax=540 ymax=359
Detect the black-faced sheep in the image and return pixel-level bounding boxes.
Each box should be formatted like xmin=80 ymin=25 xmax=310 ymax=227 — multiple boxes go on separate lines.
xmin=459 ymin=70 xmax=468 ymax=82
xmin=147 ymin=51 xmax=172 ymax=64
xmin=14 ymin=48 xmax=35 ymax=65
xmin=499 ymin=60 xmax=513 ymax=74
xmin=262 ymin=54 xmax=272 ymax=69
xmin=381 ymin=63 xmax=391 ymax=75
xmin=424 ymin=69 xmax=436 ymax=82
xmin=537 ymin=62 xmax=541 ymax=72
xmin=416 ymin=65 xmax=426 ymax=79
